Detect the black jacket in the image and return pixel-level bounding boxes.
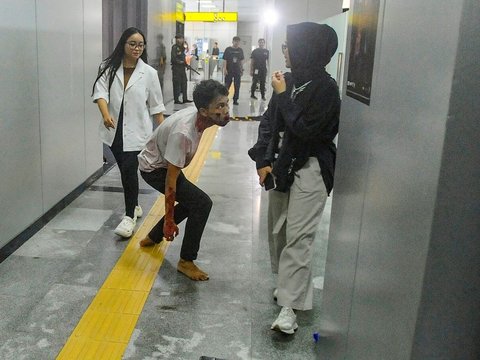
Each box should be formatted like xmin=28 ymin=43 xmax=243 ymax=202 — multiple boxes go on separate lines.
xmin=248 ymin=23 xmax=340 ymax=194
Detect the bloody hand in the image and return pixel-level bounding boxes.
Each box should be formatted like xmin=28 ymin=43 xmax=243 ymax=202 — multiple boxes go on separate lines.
xmin=163 ymin=220 xmax=179 ymax=241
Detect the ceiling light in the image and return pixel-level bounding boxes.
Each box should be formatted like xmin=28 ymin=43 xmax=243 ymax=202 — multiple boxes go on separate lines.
xmin=264 ymin=7 xmax=279 ymax=26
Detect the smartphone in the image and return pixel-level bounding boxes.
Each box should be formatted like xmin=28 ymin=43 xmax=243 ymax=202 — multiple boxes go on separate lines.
xmin=264 ymin=173 xmax=276 ymax=191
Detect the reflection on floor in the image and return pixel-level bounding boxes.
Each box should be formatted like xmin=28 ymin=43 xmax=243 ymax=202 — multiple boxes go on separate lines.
xmin=0 ymin=75 xmax=332 ymax=359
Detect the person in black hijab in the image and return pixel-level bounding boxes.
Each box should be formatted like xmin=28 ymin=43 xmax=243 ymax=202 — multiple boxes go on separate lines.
xmin=248 ymin=22 xmax=340 ymax=334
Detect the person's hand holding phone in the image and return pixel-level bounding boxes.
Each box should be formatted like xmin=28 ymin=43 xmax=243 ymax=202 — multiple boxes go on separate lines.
xmin=257 ymin=166 xmax=275 ymax=190
xmin=263 ymin=173 xmax=276 ymax=191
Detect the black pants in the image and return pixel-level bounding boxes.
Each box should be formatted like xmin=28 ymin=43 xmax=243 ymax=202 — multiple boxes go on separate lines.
xmin=225 ymin=71 xmax=241 ymax=101
xmin=172 ymin=66 xmax=188 ymax=102
xmin=141 ymin=168 xmax=213 ymax=261
xmin=251 ymin=69 xmax=267 ymax=97
xmin=110 ymin=103 xmax=140 ymax=218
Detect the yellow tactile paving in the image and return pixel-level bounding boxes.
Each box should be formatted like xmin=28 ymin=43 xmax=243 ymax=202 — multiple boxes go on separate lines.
xmin=56 ymin=125 xmax=219 ymax=360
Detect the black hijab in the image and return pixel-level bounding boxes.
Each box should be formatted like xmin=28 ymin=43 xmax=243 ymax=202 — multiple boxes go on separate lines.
xmin=287 ymin=22 xmax=338 ymax=86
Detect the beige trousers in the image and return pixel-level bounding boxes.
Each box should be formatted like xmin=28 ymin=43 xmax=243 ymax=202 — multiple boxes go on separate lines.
xmin=268 ymin=157 xmax=328 ymax=310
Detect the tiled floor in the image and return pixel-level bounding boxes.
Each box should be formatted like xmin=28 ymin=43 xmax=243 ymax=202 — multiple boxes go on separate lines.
xmin=0 ymin=76 xmax=332 ymax=360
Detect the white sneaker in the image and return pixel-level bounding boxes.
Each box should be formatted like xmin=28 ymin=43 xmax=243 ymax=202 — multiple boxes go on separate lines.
xmin=134 ymin=205 xmax=143 ymax=219
xmin=273 ymin=289 xmax=278 ymax=301
xmin=114 ymin=216 xmax=136 ymax=238
xmin=271 ymin=307 xmax=298 ymax=334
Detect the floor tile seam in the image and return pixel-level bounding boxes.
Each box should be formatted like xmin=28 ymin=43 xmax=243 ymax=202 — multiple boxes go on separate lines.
xmin=63 ymin=337 xmax=131 ymax=345
xmin=80 ymin=308 xmax=146 ymax=317
xmin=150 ymin=309 xmax=254 ymax=321
xmin=56 ymin=126 xmax=219 ymax=359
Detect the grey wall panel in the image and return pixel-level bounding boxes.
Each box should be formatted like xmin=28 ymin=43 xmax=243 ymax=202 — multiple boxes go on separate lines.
xmin=0 ymin=0 xmax=43 ymax=247
xmin=320 ymin=0 xmax=467 ymax=358
xmin=346 ymin=1 xmax=463 ymax=357
xmin=36 ymin=0 xmax=86 ymax=210
xmin=411 ymin=0 xmax=480 ymax=358
xmin=84 ymin=0 xmax=103 ymax=175
xmin=0 ymin=0 xmax=102 ymax=248
xmin=319 ymin=103 xmax=374 ymax=358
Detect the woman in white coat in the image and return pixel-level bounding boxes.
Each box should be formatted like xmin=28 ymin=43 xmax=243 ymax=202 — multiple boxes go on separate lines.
xmin=92 ymin=27 xmax=166 ymax=238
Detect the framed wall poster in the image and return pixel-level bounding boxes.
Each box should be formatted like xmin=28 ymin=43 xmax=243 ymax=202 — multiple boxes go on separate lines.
xmin=346 ymin=0 xmax=381 ymax=105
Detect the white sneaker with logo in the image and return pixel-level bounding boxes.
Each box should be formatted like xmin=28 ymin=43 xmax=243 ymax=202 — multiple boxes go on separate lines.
xmin=114 ymin=216 xmax=136 ymax=238
xmin=271 ymin=307 xmax=298 ymax=334
xmin=134 ymin=205 xmax=143 ymax=219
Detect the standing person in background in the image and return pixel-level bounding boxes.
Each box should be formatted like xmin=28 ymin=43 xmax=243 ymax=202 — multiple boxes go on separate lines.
xmin=137 ymin=80 xmax=230 ymax=281
xmin=190 ymin=43 xmax=200 ymax=78
xmin=92 ymin=27 xmax=165 ymax=238
xmin=209 ymin=42 xmax=220 ymax=77
xmin=248 ymin=23 xmax=340 ymax=334
xmin=250 ymin=38 xmax=269 ymax=101
xmin=222 ymin=36 xmax=244 ymax=105
xmin=157 ymin=33 xmax=167 ymax=94
xmin=171 ymin=34 xmax=192 ymax=104
xmin=191 ymin=43 xmax=199 ymax=61
xmin=211 ymin=42 xmax=220 ymax=58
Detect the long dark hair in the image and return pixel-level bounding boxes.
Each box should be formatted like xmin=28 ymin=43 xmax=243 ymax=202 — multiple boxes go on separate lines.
xmin=91 ymin=27 xmax=148 ymax=96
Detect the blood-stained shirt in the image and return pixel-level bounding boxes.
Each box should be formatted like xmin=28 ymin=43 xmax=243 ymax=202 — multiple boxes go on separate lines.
xmin=138 ymin=106 xmax=202 ymax=171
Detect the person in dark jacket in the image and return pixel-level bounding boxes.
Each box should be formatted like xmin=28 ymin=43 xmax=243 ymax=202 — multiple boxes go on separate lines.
xmin=250 ymin=38 xmax=269 ymax=100
xmin=222 ymin=36 xmax=244 ymax=105
xmin=171 ymin=34 xmax=192 ymax=104
xmin=248 ymin=22 xmax=340 ymax=334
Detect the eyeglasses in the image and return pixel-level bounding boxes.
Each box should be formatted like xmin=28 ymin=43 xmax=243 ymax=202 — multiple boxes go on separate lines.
xmin=126 ymin=41 xmax=145 ymax=50
xmin=281 ymin=43 xmax=288 ymax=53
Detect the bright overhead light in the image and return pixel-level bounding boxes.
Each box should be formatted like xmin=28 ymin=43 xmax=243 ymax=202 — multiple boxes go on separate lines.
xmin=264 ymin=7 xmax=279 ymax=26
xmin=201 ymin=4 xmax=216 ymax=8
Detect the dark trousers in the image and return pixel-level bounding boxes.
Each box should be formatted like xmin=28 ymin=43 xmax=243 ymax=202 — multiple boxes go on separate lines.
xmin=251 ymin=69 xmax=267 ymax=97
xmin=225 ymin=71 xmax=241 ymax=101
xmin=141 ymin=168 xmax=213 ymax=261
xmin=172 ymin=66 xmax=188 ymax=102
xmin=110 ymin=104 xmax=139 ymax=218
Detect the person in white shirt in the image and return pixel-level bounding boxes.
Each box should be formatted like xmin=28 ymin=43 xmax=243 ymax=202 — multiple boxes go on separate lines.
xmin=92 ymin=27 xmax=165 ymax=238
xmin=138 ymin=79 xmax=230 ymax=281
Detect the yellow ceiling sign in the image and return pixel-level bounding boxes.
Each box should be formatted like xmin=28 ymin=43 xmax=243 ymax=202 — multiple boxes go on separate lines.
xmin=176 ymin=2 xmax=184 ymax=23
xmin=184 ymin=12 xmax=238 ymax=22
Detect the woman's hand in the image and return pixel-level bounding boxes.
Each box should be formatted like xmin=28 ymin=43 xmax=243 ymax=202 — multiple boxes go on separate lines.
xmin=96 ymin=99 xmax=115 ymax=129
xmin=257 ymin=166 xmax=273 ymax=186
xmin=103 ymin=115 xmax=115 ymax=129
xmin=271 ymin=71 xmax=286 ymax=94
xmin=154 ymin=113 xmax=164 ymax=125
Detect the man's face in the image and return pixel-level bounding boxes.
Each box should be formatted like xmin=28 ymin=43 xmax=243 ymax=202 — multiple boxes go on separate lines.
xmin=203 ymin=95 xmax=230 ymax=127
xmin=176 ymin=37 xmax=184 ymax=46
xmin=258 ymin=40 xmax=265 ymax=48
xmin=282 ymin=42 xmax=291 ymax=68
xmin=232 ymin=39 xmax=240 ymax=48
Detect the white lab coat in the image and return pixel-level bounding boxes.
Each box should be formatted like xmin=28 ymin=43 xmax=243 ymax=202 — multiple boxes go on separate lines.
xmin=93 ymin=58 xmax=166 ymax=151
